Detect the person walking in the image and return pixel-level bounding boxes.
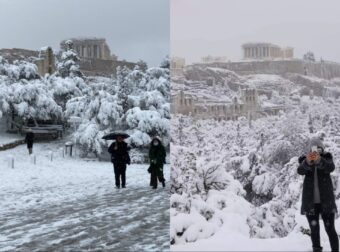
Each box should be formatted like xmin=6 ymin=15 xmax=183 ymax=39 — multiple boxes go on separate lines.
xmin=25 ymin=128 xmax=35 ymax=155
xmin=298 ymin=137 xmax=338 ymax=252
xmin=108 ymin=136 xmax=130 ymax=189
xmin=148 ymin=137 xmax=166 ymax=189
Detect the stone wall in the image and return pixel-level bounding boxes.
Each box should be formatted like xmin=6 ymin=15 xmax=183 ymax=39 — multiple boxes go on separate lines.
xmin=193 ymin=59 xmax=340 ymax=79
xmin=79 ymin=58 xmax=136 ymax=77
xmin=0 ymin=48 xmax=39 ymax=63
xmin=35 ymin=47 xmax=56 ymax=76
xmin=0 ymin=139 xmax=25 ymax=151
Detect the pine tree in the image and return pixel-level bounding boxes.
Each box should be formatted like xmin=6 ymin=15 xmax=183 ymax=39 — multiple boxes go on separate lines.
xmin=57 ymin=40 xmax=83 ymax=78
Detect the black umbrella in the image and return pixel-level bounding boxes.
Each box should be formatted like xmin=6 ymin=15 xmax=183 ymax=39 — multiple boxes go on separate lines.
xmin=102 ymin=132 xmax=130 ymax=140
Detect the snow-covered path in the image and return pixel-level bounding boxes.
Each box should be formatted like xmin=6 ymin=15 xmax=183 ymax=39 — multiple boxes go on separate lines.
xmin=0 ymin=142 xmax=170 ymax=251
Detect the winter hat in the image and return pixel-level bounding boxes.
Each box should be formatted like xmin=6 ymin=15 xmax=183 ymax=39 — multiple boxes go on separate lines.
xmin=308 ymin=137 xmax=325 ymax=152
xmin=151 ymin=136 xmax=162 ymax=145
xmin=152 ymin=136 xmax=162 ymax=142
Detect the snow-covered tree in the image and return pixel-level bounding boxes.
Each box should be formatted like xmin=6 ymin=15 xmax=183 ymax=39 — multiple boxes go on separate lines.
xmin=57 ymin=40 xmax=83 ymax=78
xmin=66 ymin=56 xmax=170 ymax=156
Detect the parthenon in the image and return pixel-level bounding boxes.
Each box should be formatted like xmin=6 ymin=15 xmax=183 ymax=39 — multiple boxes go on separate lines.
xmin=60 ymin=37 xmax=115 ymax=60
xmin=242 ymin=42 xmax=293 ymax=60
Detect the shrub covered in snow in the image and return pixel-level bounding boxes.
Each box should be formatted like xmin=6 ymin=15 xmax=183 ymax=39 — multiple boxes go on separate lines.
xmin=65 ymin=57 xmax=170 ymax=156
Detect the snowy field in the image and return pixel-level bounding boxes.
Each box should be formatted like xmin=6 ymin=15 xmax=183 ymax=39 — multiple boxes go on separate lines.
xmin=0 ymin=142 xmax=170 ymax=251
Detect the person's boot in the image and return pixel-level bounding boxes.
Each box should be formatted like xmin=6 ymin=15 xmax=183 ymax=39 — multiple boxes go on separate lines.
xmin=162 ymin=181 xmax=165 ymax=188
xmin=116 ymin=185 xmax=120 ymax=189
xmin=313 ymin=246 xmax=323 ymax=252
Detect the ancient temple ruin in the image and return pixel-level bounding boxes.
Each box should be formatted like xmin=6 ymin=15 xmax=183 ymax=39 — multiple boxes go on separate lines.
xmin=171 ymin=88 xmax=262 ymax=121
xmin=35 ymin=47 xmax=56 ymax=76
xmin=242 ymin=42 xmax=294 ymax=60
xmin=60 ymin=37 xmax=116 ymax=60
xmin=60 ymin=37 xmax=135 ymax=77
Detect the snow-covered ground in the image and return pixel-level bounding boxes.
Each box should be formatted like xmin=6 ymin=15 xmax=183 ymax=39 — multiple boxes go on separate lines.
xmin=0 ymin=133 xmax=23 ymax=147
xmin=172 ymin=228 xmax=312 ymax=251
xmin=172 ymin=212 xmax=338 ymax=251
xmin=0 ymin=142 xmax=170 ymax=251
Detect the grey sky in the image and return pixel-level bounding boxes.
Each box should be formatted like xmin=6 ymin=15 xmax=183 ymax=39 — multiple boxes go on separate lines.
xmin=0 ymin=0 xmax=169 ymax=67
xmin=171 ymin=0 xmax=340 ymax=64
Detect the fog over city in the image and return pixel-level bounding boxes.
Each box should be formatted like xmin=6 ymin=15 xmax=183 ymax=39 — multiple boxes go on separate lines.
xmin=171 ymin=0 xmax=340 ymax=64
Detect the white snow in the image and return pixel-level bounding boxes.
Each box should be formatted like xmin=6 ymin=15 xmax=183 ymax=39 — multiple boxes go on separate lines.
xmin=171 ymin=72 xmax=340 ymax=251
xmin=0 ymin=142 xmax=170 ymax=251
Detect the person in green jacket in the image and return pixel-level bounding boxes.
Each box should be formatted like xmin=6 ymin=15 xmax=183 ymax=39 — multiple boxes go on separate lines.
xmin=148 ymin=137 xmax=166 ymax=189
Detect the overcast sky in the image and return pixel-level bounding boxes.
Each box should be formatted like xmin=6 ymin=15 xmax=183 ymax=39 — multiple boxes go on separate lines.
xmin=171 ymin=0 xmax=340 ymax=64
xmin=0 ymin=0 xmax=169 ymax=67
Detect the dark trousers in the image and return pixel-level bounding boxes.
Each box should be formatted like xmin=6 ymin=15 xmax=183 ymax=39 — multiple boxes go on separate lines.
xmin=113 ymin=163 xmax=126 ymax=187
xmin=27 ymin=143 xmax=33 ymax=154
xmin=150 ymin=168 xmax=164 ymax=188
xmin=306 ymin=204 xmax=339 ymax=252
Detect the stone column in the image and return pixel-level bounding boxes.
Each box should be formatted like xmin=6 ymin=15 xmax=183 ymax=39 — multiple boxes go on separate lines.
xmin=263 ymin=47 xmax=266 ymax=57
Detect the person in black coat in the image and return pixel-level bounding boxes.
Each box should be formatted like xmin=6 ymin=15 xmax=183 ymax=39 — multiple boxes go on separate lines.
xmin=148 ymin=137 xmax=166 ymax=189
xmin=108 ymin=136 xmax=130 ymax=189
xmin=25 ymin=128 xmax=35 ymax=155
xmin=297 ymin=137 xmax=338 ymax=252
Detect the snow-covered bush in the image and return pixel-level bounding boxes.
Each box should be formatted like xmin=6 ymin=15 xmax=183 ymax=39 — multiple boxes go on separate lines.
xmin=0 ymin=78 xmax=62 ymax=121
xmin=65 ymin=56 xmax=170 ymax=156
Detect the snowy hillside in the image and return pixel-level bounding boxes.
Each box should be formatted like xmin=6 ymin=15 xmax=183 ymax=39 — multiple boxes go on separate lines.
xmin=171 ymin=87 xmax=340 ymax=250
xmin=173 ymin=65 xmax=340 ymax=109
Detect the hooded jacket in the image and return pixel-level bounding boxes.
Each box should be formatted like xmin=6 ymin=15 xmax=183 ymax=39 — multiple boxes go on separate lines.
xmin=298 ymin=152 xmax=337 ymax=215
xmin=149 ymin=139 xmax=166 ymax=169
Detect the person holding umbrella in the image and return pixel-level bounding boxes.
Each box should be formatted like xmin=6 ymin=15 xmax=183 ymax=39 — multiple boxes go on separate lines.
xmin=106 ymin=133 xmax=131 ymax=189
xmin=148 ymin=137 xmax=166 ymax=189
